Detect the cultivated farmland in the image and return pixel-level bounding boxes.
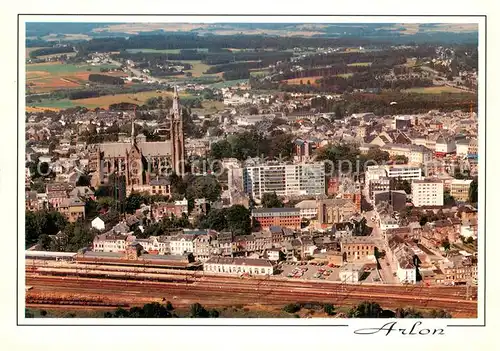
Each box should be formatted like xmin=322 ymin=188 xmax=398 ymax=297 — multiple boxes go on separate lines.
xmin=26 ymin=62 xmax=124 ymax=93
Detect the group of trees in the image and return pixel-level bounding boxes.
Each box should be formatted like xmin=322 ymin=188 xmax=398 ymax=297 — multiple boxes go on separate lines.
xmin=261 ymin=192 xmax=285 ymax=208
xmin=76 ymin=33 xmax=377 ymax=56
xmin=210 ymin=129 xmax=294 ymax=161
xmin=103 ymin=302 xmax=219 ymax=318
xmin=25 ymin=210 xmax=68 ymax=248
xmin=197 ymin=205 xmax=252 ymax=235
xmin=88 ymin=73 xmax=124 ymax=85
xmin=26 ymin=210 xmax=98 ymax=252
xmin=316 ymin=144 xmax=391 ymax=175
xmin=346 ymin=301 xmax=452 ymax=318
xmin=29 ymin=46 xmax=74 ymax=58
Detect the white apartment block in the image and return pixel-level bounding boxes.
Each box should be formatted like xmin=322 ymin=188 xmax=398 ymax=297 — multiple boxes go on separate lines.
xmin=243 ymin=162 xmax=325 ymax=200
xmin=366 ymin=165 xmax=422 ymax=183
xmin=411 ymin=179 xmax=444 ymax=207
xmin=386 ymin=165 xmax=422 ymax=181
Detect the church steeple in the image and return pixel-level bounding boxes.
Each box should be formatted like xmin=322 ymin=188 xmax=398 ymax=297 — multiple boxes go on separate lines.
xmin=170 ymin=85 xmax=185 ymax=176
xmin=131 ymin=110 xmax=136 ymax=145
xmin=172 ymin=86 xmax=180 ymax=119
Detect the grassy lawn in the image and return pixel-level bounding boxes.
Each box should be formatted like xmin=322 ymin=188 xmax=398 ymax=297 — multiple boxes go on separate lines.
xmin=250 ymin=69 xmax=269 ymax=77
xmin=207 ymin=79 xmax=249 ymax=89
xmin=337 ymin=73 xmax=354 ymax=78
xmin=191 ymin=100 xmax=225 ymax=115
xmin=404 ymin=86 xmax=466 ymax=94
xmin=347 ymin=62 xmax=372 ymax=67
xmin=27 ymin=99 xmax=75 ymax=109
xmin=180 ymin=60 xmax=213 ymax=77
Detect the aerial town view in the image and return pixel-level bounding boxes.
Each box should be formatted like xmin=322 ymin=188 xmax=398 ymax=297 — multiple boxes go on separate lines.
xmin=23 ymin=21 xmax=480 ymax=319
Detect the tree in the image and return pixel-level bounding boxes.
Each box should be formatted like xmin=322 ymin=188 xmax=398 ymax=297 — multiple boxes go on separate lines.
xmin=443 ymin=190 xmax=456 ymax=206
xmin=393 ymin=177 xmax=411 ymax=194
xmin=200 ymin=208 xmax=227 ymax=232
xmin=165 ymin=301 xmax=174 ymax=311
xmin=334 ymin=105 xmax=344 ymax=120
xmin=429 ymin=309 xmax=452 ymax=318
xmin=366 ymin=148 xmax=390 ymax=164
xmin=125 ymin=193 xmax=145 ymax=214
xmin=38 ymin=234 xmax=52 ymax=250
xmin=25 ymin=309 xmax=34 ymax=318
xmin=441 ymin=239 xmax=451 ymax=251
xmin=261 ymin=192 xmax=284 ymax=208
xmin=395 ymin=307 xmax=423 ymax=318
xmin=209 ymin=309 xmax=220 ymax=318
xmin=323 ymin=303 xmax=336 ymax=316
xmin=225 ymin=205 xmax=251 ymax=235
xmin=25 ymin=210 xmax=68 ymax=248
xmin=393 ymin=155 xmax=409 ymax=164
xmin=210 ymin=140 xmax=232 ymax=159
xmin=248 ymin=106 xmax=259 ymax=115
xmin=283 ymin=303 xmax=301 ymax=313
xmin=468 ymin=178 xmax=478 ymax=203
xmin=105 ymin=303 xmax=174 ymax=318
xmin=347 ymin=301 xmax=383 ymax=318
xmin=190 ymin=303 xmax=210 ymax=318
xmin=186 ymin=175 xmax=221 ymax=203
xmin=76 ymin=173 xmax=91 ymax=186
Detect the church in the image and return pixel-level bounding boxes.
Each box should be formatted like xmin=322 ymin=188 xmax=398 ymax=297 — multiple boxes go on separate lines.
xmin=89 ymin=87 xmax=185 ymax=194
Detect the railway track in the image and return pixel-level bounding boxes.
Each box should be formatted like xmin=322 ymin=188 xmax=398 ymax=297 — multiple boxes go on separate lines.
xmin=26 ymin=275 xmax=478 ymax=316
xmin=26 ymin=265 xmax=477 ymax=301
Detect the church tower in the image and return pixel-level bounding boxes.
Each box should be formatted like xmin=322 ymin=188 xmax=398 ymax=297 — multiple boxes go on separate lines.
xmin=171 ymin=86 xmax=185 ymax=176
xmin=127 ymin=112 xmax=144 ymax=189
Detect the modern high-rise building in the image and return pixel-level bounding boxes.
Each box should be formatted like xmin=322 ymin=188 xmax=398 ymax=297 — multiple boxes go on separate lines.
xmin=411 ymin=178 xmax=444 ymax=207
xmin=243 ymin=162 xmax=325 ymax=201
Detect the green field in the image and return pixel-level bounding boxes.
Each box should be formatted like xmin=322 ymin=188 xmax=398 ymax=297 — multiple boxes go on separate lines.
xmin=347 ymin=62 xmax=372 ymax=67
xmin=26 ymin=62 xmax=120 ymax=74
xmin=27 ymin=99 xmax=76 ymax=109
xmin=337 ymin=73 xmax=354 ymax=78
xmin=192 ymin=100 xmax=225 ymax=115
xmin=181 ymin=60 xmax=213 ymax=77
xmin=250 ymin=69 xmax=269 ymax=77
xmin=126 ymin=48 xmax=209 ymax=54
xmin=208 ymin=79 xmax=249 ymax=89
xmin=404 ymin=86 xmax=466 ymax=94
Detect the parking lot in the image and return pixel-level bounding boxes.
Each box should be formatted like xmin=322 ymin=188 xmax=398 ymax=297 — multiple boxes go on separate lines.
xmin=276 ymin=262 xmax=379 ymax=283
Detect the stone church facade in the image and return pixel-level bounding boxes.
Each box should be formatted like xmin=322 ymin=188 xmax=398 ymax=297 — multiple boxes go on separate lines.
xmin=89 ymin=88 xmax=185 ymax=194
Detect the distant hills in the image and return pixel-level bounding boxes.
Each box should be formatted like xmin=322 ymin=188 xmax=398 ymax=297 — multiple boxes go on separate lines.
xmin=26 ymin=22 xmax=478 ymax=45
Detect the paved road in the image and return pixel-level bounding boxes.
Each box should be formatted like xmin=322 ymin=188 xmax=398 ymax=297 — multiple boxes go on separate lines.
xmin=361 ymin=184 xmax=398 ymax=284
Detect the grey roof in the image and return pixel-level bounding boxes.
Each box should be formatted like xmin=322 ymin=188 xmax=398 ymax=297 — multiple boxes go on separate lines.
xmin=83 ymin=251 xmax=123 ymax=258
xmin=98 ymin=140 xmax=172 ymax=158
xmin=205 ymin=257 xmax=273 ymax=267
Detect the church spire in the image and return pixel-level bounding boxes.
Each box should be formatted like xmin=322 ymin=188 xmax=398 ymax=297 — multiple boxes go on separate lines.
xmin=172 ymin=86 xmax=180 ymax=119
xmin=131 ymin=110 xmax=136 ymax=145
